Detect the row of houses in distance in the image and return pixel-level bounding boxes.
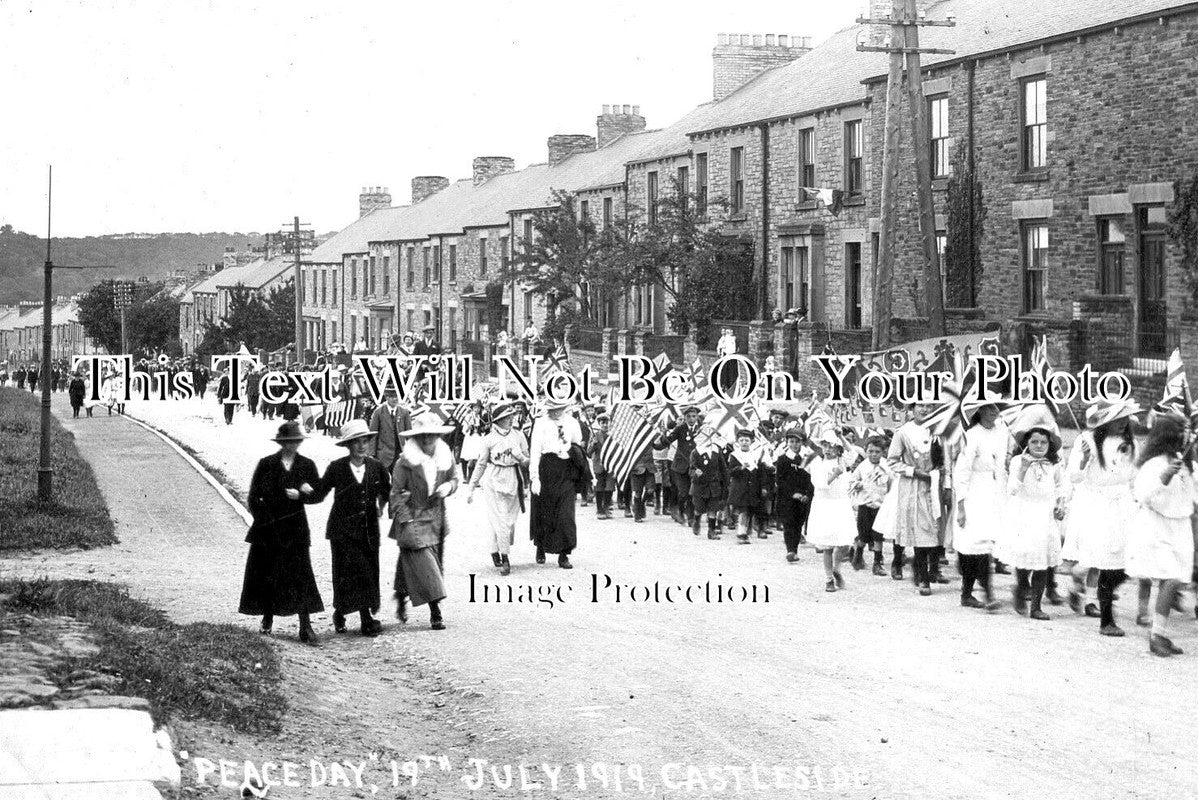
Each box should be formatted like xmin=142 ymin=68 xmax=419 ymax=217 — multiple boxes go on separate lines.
xmin=0 ymin=300 xmax=98 ymax=365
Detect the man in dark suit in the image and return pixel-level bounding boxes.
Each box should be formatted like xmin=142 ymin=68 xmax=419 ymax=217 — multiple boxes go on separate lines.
xmin=654 ymin=405 xmax=702 ymax=528
xmin=368 ymin=387 xmax=412 ymax=471
xmin=413 ymin=325 xmax=440 ymax=357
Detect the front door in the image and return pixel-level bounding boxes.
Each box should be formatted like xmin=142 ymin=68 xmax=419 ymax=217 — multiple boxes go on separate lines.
xmin=1137 ymin=207 xmax=1167 ymax=358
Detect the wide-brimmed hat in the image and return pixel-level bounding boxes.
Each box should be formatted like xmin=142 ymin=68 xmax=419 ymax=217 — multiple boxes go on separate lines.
xmin=1009 ymin=405 xmax=1062 ymax=452
xmin=399 ymin=413 xmax=455 ymax=437
xmin=961 ymin=393 xmax=1017 ymax=425
xmin=336 ymin=419 xmax=377 ymax=446
xmin=1086 ymin=398 xmax=1142 ymax=430
xmin=272 ymin=421 xmax=306 ymax=442
xmin=490 ymin=403 xmax=518 ymax=424
xmin=541 ymin=396 xmax=572 ymax=411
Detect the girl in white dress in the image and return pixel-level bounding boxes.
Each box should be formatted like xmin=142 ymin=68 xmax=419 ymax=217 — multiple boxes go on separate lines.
xmin=1124 ymin=413 xmax=1198 ymax=657
xmin=1006 ymin=422 xmax=1066 ymax=621
xmin=807 ymin=434 xmax=856 ymax=592
xmin=1062 ymin=399 xmax=1139 ymax=635
xmin=952 ymin=401 xmax=1012 ymax=611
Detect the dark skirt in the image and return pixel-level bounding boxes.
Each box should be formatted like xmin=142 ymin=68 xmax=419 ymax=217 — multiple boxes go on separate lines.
xmin=238 ymin=543 xmax=324 ymax=616
xmin=531 ymin=454 xmax=577 ymax=555
xmin=394 ymin=545 xmax=446 ymax=607
xmin=330 ymin=539 xmax=380 ymax=613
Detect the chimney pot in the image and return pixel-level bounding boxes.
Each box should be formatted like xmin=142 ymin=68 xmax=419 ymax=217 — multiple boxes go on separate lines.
xmin=596 ymin=104 xmax=647 ymax=148
xmin=359 ymin=185 xmax=392 ymax=217
xmin=620 ymin=104 xmax=628 ymax=114
xmin=713 ymin=32 xmax=812 ymax=100
xmin=632 ymin=104 xmax=640 ymax=115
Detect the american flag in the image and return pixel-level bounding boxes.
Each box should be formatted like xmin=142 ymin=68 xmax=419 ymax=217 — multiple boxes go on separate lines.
xmin=323 ymin=398 xmax=359 ymax=429
xmin=599 ymin=403 xmax=657 ymax=487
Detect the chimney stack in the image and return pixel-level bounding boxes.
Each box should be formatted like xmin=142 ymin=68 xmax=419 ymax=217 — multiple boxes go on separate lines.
xmin=596 ymin=105 xmax=647 ymax=149
xmin=712 ymin=33 xmax=812 ymax=101
xmin=411 ymin=176 xmax=450 ymax=204
xmin=547 ymin=134 xmax=597 ymax=166
xmin=359 ymin=186 xmax=392 ymax=218
xmin=472 ymin=156 xmax=515 ymax=186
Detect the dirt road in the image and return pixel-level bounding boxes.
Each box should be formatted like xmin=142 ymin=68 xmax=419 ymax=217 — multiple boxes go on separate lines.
xmin=5 ymin=394 xmax=1194 ymax=799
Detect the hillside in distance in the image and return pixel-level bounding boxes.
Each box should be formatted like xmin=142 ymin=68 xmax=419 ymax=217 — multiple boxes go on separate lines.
xmin=0 ymin=226 xmax=266 ymax=302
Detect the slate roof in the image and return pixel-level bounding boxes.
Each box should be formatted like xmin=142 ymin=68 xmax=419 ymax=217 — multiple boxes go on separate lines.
xmin=307 ymin=0 xmax=1197 ymax=260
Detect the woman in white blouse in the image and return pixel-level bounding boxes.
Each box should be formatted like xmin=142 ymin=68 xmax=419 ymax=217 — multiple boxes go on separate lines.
xmin=529 ymin=398 xmax=585 ymax=568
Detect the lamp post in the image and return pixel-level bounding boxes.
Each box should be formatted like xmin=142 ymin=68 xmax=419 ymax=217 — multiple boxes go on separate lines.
xmin=37 ymin=166 xmax=115 ymax=502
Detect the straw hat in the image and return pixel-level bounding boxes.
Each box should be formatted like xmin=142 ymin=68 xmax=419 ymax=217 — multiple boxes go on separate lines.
xmin=271 ymin=421 xmax=306 ymax=442
xmin=1009 ymin=404 xmax=1062 ymax=452
xmin=399 ymin=413 xmax=454 ymax=437
xmin=490 ymin=403 xmax=518 ymax=424
xmin=1085 ymin=398 xmax=1142 ymax=430
xmin=336 ymin=419 xmax=377 ymax=446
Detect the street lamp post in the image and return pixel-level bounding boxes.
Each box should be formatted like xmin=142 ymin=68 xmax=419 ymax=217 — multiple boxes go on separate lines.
xmin=36 ymin=166 xmax=115 ymax=502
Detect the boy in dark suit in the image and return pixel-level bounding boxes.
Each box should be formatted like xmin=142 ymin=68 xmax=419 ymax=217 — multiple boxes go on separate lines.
xmin=688 ymin=424 xmax=727 ymax=539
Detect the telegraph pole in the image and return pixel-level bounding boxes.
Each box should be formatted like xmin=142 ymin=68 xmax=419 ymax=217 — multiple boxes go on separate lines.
xmin=280 ymin=217 xmax=313 ymax=364
xmin=858 ymin=1 xmax=955 ymax=346
xmin=37 ymin=166 xmax=115 ymax=502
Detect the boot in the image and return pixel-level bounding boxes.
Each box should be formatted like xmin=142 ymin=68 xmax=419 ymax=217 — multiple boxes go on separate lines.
xmin=395 ymin=597 xmax=408 ymax=623
xmin=851 ymin=543 xmax=866 ymax=571
xmin=360 ymin=609 xmax=382 ymax=637
xmin=332 ymin=610 xmax=347 ymax=633
xmin=1150 ymin=633 xmax=1178 ymax=657
xmin=1029 ymin=571 xmax=1049 ymax=620
xmin=490 ymin=552 xmax=502 ymax=568
xmin=692 ymin=516 xmax=702 ymax=536
xmin=500 ymin=554 xmax=511 ymax=576
xmin=707 ymin=518 xmax=720 ymax=540
xmin=872 ymin=551 xmax=886 ymax=577
xmin=558 ymin=553 xmax=573 ymax=570
xmin=653 ymin=486 xmax=662 ymax=515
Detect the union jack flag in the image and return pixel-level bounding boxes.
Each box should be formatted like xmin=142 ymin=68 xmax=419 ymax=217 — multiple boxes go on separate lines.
xmin=1027 ymin=335 xmax=1060 ymax=415
xmin=544 ymin=343 xmax=571 ymax=375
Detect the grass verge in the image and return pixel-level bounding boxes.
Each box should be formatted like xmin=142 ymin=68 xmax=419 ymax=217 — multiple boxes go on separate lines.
xmin=1 ymin=578 xmax=285 ymax=734
xmin=0 ymin=387 xmax=117 ymax=550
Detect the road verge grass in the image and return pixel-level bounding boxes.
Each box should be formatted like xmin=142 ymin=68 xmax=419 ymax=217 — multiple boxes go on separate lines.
xmin=1 ymin=578 xmax=286 ymax=733
xmin=0 ymin=387 xmax=117 ymax=550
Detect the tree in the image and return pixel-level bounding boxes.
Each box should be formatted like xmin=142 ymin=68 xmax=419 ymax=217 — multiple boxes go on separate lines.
xmin=77 ymin=279 xmax=176 ymax=355
xmin=943 ymin=141 xmax=987 ymax=308
xmin=1169 ymin=170 xmax=1198 ymax=308
xmin=500 ymin=190 xmax=613 ymax=327
xmin=621 ymin=180 xmax=756 ymax=339
xmin=198 ymin=279 xmax=295 ymax=357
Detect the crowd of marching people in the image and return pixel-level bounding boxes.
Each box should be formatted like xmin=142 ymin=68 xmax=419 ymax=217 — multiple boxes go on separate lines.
xmin=230 ymin=352 xmax=1198 ymax=659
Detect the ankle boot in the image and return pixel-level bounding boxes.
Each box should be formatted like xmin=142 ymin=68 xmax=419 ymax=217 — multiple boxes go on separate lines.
xmin=851 ymin=544 xmax=865 ymax=571
xmin=490 ymin=552 xmax=502 ymax=568
xmin=707 ymin=518 xmax=720 ymax=539
xmin=500 ymin=554 xmax=511 ymax=576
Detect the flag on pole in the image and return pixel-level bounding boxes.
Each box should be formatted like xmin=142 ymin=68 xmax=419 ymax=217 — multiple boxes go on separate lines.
xmin=324 ymin=398 xmax=359 ymax=429
xmin=800 ymin=187 xmax=845 ymax=216
xmin=1028 ymin=335 xmax=1060 ymax=415
xmin=544 ymin=343 xmax=571 ymax=375
xmin=1156 ymin=347 xmax=1190 ymax=415
xmin=599 ymin=404 xmax=657 ymax=487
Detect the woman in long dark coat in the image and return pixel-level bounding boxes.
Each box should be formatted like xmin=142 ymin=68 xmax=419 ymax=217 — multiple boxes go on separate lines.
xmin=68 ymin=373 xmax=86 ymax=418
xmin=238 ymin=421 xmax=325 ymax=643
xmin=389 ymin=414 xmax=462 ymax=629
xmin=311 ymin=419 xmax=390 ymax=636
xmin=529 ymin=399 xmax=586 ymax=569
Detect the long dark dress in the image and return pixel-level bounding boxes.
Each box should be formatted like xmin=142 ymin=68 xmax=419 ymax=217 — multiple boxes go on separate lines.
xmin=530 ymin=447 xmax=584 ymax=555
xmin=312 ymin=456 xmax=390 ymax=614
xmin=238 ymin=452 xmax=325 ymax=616
xmin=68 ymin=377 xmax=85 ymax=410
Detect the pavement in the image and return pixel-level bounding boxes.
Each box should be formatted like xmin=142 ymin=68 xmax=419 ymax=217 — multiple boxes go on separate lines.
xmin=2 ymin=392 xmax=1196 ymax=799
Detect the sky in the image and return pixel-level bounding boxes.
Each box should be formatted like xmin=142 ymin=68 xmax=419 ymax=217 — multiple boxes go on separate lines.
xmin=0 ymin=0 xmax=859 ymax=237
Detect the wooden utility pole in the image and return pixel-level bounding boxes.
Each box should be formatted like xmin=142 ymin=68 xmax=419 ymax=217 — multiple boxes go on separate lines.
xmin=857 ymin=1 xmax=955 ymax=346
xmin=903 ymin=0 xmax=946 ymax=337
xmin=280 ymin=217 xmax=313 ymax=364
